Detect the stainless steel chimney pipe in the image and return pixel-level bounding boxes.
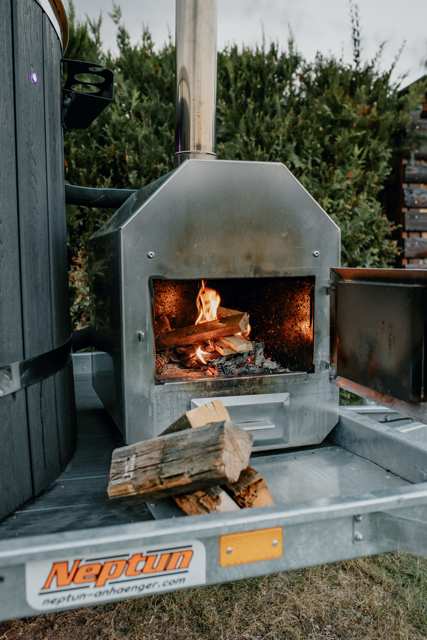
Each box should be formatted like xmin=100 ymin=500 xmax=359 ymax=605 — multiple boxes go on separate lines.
xmin=174 ymin=0 xmax=218 ymax=167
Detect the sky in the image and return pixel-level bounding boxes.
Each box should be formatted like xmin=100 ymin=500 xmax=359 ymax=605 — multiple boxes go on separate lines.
xmin=70 ymin=0 xmax=426 ymax=88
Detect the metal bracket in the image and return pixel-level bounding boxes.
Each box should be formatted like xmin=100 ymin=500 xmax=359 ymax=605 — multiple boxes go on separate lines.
xmin=352 ymin=508 xmax=427 ymax=557
xmin=353 ymin=514 xmax=369 ymax=543
xmin=61 ymin=59 xmax=114 ymax=130
xmin=0 ymin=337 xmax=72 ymax=398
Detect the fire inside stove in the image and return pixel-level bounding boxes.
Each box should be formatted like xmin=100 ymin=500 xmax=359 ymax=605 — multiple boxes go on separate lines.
xmin=153 ymin=277 xmax=315 ymax=383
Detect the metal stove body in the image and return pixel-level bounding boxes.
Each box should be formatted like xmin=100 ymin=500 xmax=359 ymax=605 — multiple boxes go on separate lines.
xmin=89 ymin=158 xmax=340 ymax=448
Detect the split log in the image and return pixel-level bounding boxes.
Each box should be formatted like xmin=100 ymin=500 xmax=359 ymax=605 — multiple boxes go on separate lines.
xmin=404 ymin=210 xmax=427 ymax=232
xmin=225 ymin=466 xmax=275 ymax=508
xmin=214 ymin=341 xmax=238 ymax=356
xmin=160 ymin=399 xmax=230 ymax=436
xmin=156 ymin=313 xmax=249 ymax=351
xmin=404 ymin=164 xmax=427 ymax=184
xmin=173 ymin=486 xmax=240 ymax=515
xmin=404 ymin=187 xmax=427 ymax=209
xmin=217 ymin=307 xmax=243 ymax=318
xmin=175 ymin=343 xmax=206 ymax=361
xmin=404 ymin=237 xmax=427 ymax=258
xmin=108 ymin=421 xmax=253 ymax=501
xmin=217 ymin=335 xmax=253 ymax=353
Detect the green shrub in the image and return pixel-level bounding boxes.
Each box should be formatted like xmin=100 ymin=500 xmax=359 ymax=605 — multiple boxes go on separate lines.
xmin=64 ymin=2 xmax=425 ymax=330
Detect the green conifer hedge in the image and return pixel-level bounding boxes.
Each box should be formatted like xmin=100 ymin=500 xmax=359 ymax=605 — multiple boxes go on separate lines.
xmin=64 ymin=2 xmax=425 ymax=330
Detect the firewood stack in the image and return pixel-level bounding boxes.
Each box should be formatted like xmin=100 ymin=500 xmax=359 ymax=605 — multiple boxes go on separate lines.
xmin=108 ymin=400 xmax=274 ymax=516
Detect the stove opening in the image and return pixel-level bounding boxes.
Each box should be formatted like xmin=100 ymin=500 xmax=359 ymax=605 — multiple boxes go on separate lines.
xmin=153 ymin=277 xmax=315 ymax=383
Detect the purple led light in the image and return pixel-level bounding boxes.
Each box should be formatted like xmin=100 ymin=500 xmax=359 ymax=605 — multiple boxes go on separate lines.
xmin=30 ymin=72 xmax=38 ymax=85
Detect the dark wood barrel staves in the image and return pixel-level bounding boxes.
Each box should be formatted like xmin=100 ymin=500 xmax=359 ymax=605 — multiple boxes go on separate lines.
xmin=0 ymin=0 xmax=76 ymax=520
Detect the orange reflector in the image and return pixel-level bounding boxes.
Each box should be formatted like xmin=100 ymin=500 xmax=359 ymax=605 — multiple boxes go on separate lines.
xmin=219 ymin=527 xmax=282 ymax=567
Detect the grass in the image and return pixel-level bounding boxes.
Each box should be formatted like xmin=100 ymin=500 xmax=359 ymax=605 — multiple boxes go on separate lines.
xmin=2 ymin=552 xmax=427 ymax=639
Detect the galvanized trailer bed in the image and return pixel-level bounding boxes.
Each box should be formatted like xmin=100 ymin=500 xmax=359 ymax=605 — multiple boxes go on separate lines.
xmin=1 ymin=355 xmax=427 ymax=621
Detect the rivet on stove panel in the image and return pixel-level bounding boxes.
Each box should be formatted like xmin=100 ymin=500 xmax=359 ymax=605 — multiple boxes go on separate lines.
xmin=30 ymin=72 xmax=38 ymax=84
xmin=313 ymin=250 xmax=320 ymax=257
xmin=147 ymin=251 xmax=155 ymax=259
xmin=138 ymin=331 xmax=145 ymax=342
xmin=227 ymin=547 xmax=233 ymax=554
xmin=272 ymin=540 xmax=278 ymax=547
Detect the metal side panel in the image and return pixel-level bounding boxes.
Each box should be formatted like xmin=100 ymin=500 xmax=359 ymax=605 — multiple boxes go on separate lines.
xmin=330 ymin=406 xmax=427 ymax=484
xmin=330 ymin=268 xmax=427 ymax=421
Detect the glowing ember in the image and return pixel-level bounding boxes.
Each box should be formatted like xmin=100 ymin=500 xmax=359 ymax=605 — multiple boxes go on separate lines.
xmin=195 ymin=280 xmax=221 ymax=324
xmin=196 ymin=346 xmax=210 ymax=364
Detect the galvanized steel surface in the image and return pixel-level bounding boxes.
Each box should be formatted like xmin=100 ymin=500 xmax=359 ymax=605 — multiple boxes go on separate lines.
xmin=2 ymin=376 xmax=427 ymax=622
xmin=89 ymin=159 xmax=340 ymax=446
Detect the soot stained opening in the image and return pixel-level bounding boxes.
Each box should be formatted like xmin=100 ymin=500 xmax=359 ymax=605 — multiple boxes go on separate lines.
xmin=153 ymin=277 xmax=315 ymax=382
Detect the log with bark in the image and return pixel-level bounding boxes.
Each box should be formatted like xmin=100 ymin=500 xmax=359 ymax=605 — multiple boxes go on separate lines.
xmin=225 ymin=466 xmax=275 ymax=508
xmin=108 ymin=421 xmax=253 ymax=501
xmin=156 ymin=313 xmax=249 ymax=351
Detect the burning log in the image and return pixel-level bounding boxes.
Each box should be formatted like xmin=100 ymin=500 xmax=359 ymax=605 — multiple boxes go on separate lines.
xmin=225 ymin=466 xmax=275 ymax=508
xmin=173 ymin=486 xmax=240 ymax=515
xmin=213 ymin=342 xmax=238 ymax=356
xmin=217 ymin=307 xmax=243 ymax=318
xmin=160 ymin=399 xmax=230 ymax=435
xmin=216 ymin=335 xmax=253 ymax=353
xmin=108 ymin=421 xmax=253 ymax=501
xmin=175 ymin=344 xmax=207 ymax=361
xmin=156 ymin=313 xmax=249 ymax=351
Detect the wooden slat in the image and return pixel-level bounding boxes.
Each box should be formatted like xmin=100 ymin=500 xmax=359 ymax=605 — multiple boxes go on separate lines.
xmin=0 ymin=376 xmax=153 ymax=540
xmin=404 ymin=210 xmax=427 ymax=231
xmin=0 ymin=393 xmax=33 ymax=522
xmin=404 ymin=237 xmax=427 ymax=258
xmin=43 ymin=15 xmax=76 ymax=470
xmin=12 ymin=0 xmax=60 ymax=493
xmin=0 ymin=0 xmax=24 ymax=367
xmin=404 ymin=164 xmax=427 ymax=184
xmin=0 ymin=0 xmax=33 ymax=520
xmin=404 ymin=187 xmax=427 ymax=208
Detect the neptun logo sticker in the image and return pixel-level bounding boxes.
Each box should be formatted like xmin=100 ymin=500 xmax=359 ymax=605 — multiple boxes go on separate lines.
xmin=26 ymin=540 xmax=206 ymax=611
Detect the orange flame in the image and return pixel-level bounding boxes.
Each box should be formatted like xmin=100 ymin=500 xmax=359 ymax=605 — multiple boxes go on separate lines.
xmin=196 ymin=346 xmax=210 ymax=364
xmin=237 ymin=322 xmax=252 ymax=339
xmin=195 ymin=280 xmax=221 ymax=324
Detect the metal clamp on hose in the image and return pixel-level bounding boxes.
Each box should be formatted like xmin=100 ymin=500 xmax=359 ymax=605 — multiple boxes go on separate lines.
xmin=0 ymin=337 xmax=72 ymax=398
